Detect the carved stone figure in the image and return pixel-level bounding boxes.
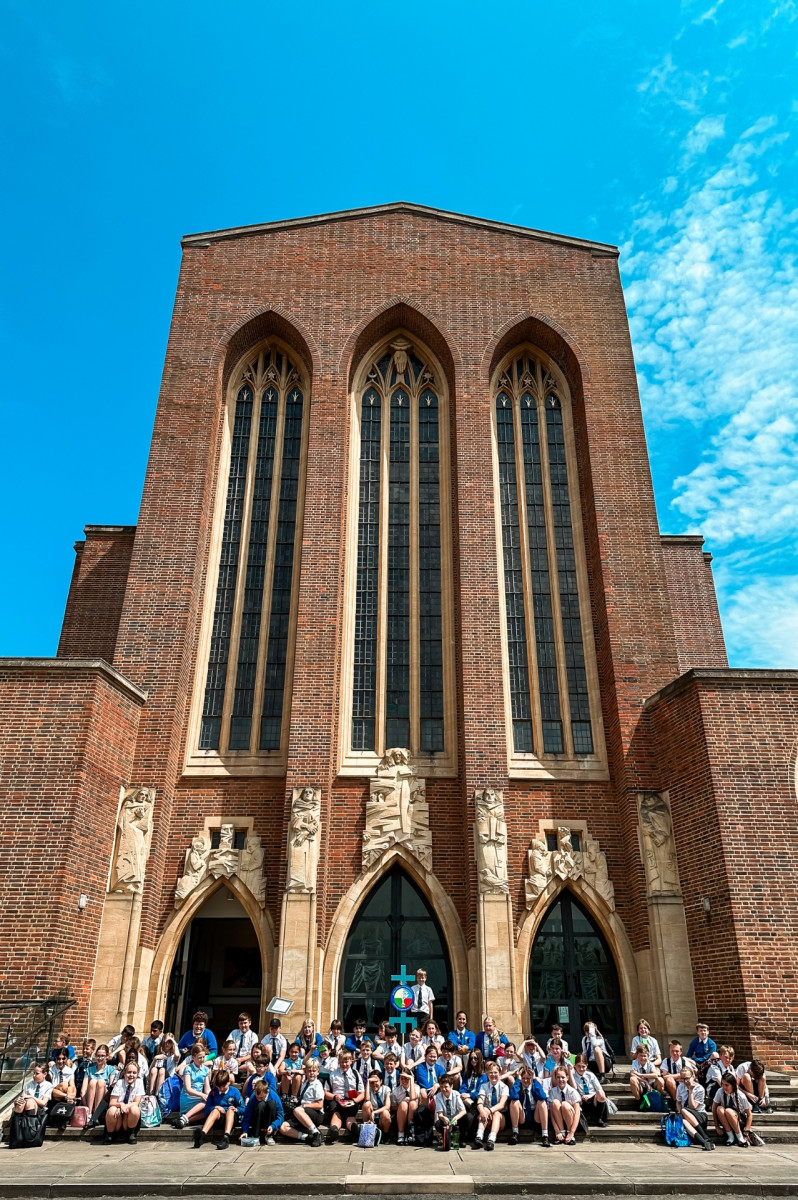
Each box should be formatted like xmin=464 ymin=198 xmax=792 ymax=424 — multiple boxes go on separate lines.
xmin=474 ymin=787 xmax=509 ymax=893
xmin=639 ymin=792 xmax=681 ymax=896
xmin=579 ymin=835 xmax=615 ymax=909
xmin=175 ymin=836 xmax=211 ymax=904
xmin=286 ymin=786 xmax=321 ymax=893
xmin=363 ymin=749 xmax=431 ymax=872
xmin=111 ymin=786 xmax=156 ymax=894
xmin=239 ymin=834 xmax=266 ymax=906
xmin=525 ymin=824 xmax=615 ymax=910
xmin=552 ymin=826 xmax=576 ymax=880
xmin=524 ymin=836 xmax=551 ymax=904
xmin=208 ymin=823 xmax=238 ymax=879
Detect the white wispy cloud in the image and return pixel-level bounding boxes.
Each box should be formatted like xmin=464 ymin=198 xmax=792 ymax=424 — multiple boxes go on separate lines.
xmin=622 ymin=113 xmax=798 ymax=665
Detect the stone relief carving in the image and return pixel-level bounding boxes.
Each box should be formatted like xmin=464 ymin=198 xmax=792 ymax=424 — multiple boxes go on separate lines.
xmin=474 ymin=787 xmax=509 ymax=893
xmin=110 ymin=786 xmax=156 ymax=894
xmin=638 ymin=792 xmax=681 ymax=896
xmin=363 ymin=749 xmax=432 ymax=872
xmin=174 ymin=822 xmax=266 ymax=907
xmin=286 ymin=786 xmax=321 ymax=893
xmin=524 ymin=824 xmax=615 ymax=910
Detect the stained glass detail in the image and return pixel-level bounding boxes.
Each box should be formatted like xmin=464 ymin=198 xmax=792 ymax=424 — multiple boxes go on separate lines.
xmin=385 ymin=389 xmax=411 ymax=749
xmin=260 ymin=386 xmax=303 ymax=750
xmin=352 ymin=389 xmax=381 ymax=750
xmin=520 ymin=393 xmax=563 ymax=754
xmin=496 ymin=394 xmax=533 ymax=753
xmin=544 ymin=394 xmax=593 ymax=754
xmin=200 ymin=385 xmax=254 ymax=749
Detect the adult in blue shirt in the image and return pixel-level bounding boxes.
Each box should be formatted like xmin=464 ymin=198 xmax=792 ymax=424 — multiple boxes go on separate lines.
xmin=452 ymin=1012 xmax=476 ymax=1059
xmin=474 ymin=1017 xmax=509 ymax=1061
xmin=178 ymin=1011 xmax=218 ymax=1056
xmin=687 ymin=1023 xmax=717 ymax=1063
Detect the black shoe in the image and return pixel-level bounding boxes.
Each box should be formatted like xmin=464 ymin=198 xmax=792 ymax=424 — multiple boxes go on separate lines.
xmin=127 ymin=1133 xmax=137 ymax=1145
xmin=508 ymin=1132 xmax=519 ymax=1145
xmin=540 ymin=1134 xmax=550 ymax=1147
xmin=598 ymin=1119 xmax=607 ymax=1127
xmin=702 ymin=1141 xmax=715 ymax=1151
xmin=327 ymin=1125 xmax=340 ymax=1144
xmin=102 ymin=1135 xmax=113 ymax=1145
xmin=310 ymin=1130 xmax=323 ymax=1147
xmin=471 ymin=1138 xmax=484 ymax=1149
xmin=484 ymin=1138 xmax=495 ymax=1151
xmin=349 ymin=1121 xmax=361 ymax=1142
xmin=215 ymin=1136 xmax=230 ymax=1150
xmin=193 ymin=1129 xmax=203 ymax=1149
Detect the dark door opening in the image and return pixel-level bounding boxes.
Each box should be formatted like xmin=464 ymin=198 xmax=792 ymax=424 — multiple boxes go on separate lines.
xmin=529 ymin=890 xmax=624 ymax=1055
xmin=339 ymin=867 xmax=452 ymax=1035
xmin=165 ymin=911 xmax=262 ymax=1039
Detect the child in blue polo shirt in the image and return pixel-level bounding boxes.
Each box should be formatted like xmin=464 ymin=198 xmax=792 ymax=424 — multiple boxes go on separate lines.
xmin=688 ymin=1023 xmax=717 ymax=1064
xmin=193 ymin=1069 xmax=242 ymax=1150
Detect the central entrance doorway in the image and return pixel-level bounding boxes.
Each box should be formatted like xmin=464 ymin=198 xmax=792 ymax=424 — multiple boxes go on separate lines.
xmin=340 ymin=866 xmax=452 ymax=1034
xmin=529 ymin=890 xmax=624 ymax=1055
xmin=165 ymin=886 xmax=263 ymax=1037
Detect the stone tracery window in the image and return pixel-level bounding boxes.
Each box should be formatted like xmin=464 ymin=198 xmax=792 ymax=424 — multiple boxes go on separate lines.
xmin=345 ymin=334 xmax=454 ymax=771
xmin=195 ymin=341 xmax=307 ymax=763
xmin=494 ymin=348 xmax=600 ymax=769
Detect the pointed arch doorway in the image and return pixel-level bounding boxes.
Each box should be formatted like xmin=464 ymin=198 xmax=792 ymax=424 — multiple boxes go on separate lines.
xmin=164 ymin=885 xmax=263 ymax=1037
xmin=529 ymin=890 xmax=624 ymax=1055
xmin=339 ymin=866 xmax=452 ymax=1034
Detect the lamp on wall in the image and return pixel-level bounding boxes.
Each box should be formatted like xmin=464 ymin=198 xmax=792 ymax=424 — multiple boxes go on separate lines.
xmin=78 ymin=893 xmax=88 ymax=911
xmin=701 ymin=896 xmax=711 ymax=914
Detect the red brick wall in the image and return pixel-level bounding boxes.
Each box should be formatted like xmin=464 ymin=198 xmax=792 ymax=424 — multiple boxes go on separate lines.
xmin=0 ymin=660 xmax=144 ymax=1032
xmin=58 ymin=526 xmax=136 ymax=662
xmin=104 ymin=207 xmax=684 ymax=971
xmin=645 ymin=669 xmax=798 ymax=1067
xmin=660 ymin=536 xmax=728 ymax=672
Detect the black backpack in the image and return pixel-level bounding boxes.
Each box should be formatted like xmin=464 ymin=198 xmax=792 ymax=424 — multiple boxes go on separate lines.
xmin=9 ymin=1110 xmax=47 ymax=1149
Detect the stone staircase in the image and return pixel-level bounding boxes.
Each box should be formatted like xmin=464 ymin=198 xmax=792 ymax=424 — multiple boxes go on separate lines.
xmin=9 ymin=1062 xmax=798 ymax=1146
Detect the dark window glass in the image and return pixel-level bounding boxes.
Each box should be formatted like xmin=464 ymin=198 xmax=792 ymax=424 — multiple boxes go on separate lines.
xmin=495 ymin=395 xmax=533 ymax=753
xmin=200 ymin=386 xmax=253 ymax=749
xmin=259 ymin=386 xmax=303 ymax=750
xmin=418 ymin=389 xmax=444 ymax=752
xmin=520 ymin=393 xmax=563 ymax=754
xmin=544 ymin=395 xmax=593 ymax=754
xmin=385 ymin=390 xmax=410 ymax=745
xmin=352 ymin=388 xmax=381 ymax=750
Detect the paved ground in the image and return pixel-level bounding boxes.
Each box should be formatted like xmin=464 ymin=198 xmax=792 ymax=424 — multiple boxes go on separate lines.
xmin=2 ymin=1139 xmax=798 ymax=1196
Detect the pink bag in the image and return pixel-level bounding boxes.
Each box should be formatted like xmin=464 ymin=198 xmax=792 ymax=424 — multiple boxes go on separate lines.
xmin=69 ymin=1105 xmax=90 ymax=1128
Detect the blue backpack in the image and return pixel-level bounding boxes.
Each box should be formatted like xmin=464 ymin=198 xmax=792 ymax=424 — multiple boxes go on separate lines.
xmin=158 ymin=1075 xmax=182 ymax=1115
xmin=661 ymin=1113 xmax=690 ymax=1147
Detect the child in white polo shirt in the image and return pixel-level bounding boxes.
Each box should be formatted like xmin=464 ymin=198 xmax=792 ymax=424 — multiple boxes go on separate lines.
xmin=411 ymin=968 xmax=435 ymax=1027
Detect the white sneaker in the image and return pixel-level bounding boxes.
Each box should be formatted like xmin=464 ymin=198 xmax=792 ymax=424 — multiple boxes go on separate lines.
xmin=264 ymin=1135 xmax=276 ymax=1146
xmin=726 ymin=1132 xmax=735 ymax=1145
xmin=240 ymin=1136 xmax=257 ymax=1147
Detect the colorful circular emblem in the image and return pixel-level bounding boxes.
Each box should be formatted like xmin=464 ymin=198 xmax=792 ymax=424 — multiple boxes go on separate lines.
xmin=390 ymin=985 xmax=414 ymax=1011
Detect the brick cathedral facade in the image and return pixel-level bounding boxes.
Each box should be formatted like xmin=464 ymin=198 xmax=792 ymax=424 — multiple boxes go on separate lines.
xmin=1 ymin=203 xmax=796 ymax=1066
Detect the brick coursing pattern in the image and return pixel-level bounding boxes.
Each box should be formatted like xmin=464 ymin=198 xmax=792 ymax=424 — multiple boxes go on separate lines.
xmin=58 ymin=527 xmax=136 ymax=662
xmin=660 ymin=536 xmax=728 ymax=672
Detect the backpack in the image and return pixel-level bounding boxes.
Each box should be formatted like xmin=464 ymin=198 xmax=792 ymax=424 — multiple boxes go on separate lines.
xmin=9 ymin=1110 xmax=47 ymax=1149
xmin=140 ymin=1095 xmax=162 ymax=1128
xmin=69 ymin=1105 xmax=90 ymax=1128
xmin=158 ymin=1075 xmax=182 ymax=1115
xmin=661 ymin=1113 xmax=690 ymax=1147
xmin=357 ymin=1121 xmax=379 ymax=1148
xmin=640 ymin=1090 xmax=665 ymax=1113
xmin=48 ymin=1100 xmax=76 ymax=1128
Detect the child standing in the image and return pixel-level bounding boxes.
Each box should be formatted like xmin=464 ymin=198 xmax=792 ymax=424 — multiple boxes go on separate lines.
xmin=411 ymin=968 xmax=435 ymax=1027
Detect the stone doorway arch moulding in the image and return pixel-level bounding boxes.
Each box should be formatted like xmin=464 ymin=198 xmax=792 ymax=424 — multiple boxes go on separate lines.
xmin=319 ymin=845 xmax=473 ymax=1030
xmin=146 ymin=873 xmax=276 ymax=1037
xmin=517 ymin=869 xmax=639 ymax=1055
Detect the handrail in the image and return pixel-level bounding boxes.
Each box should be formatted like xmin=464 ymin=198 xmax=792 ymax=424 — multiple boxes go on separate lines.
xmin=0 ymin=996 xmax=77 ymax=1091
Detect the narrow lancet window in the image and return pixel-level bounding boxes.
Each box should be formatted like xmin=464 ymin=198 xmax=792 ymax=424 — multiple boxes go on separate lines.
xmin=494 ymin=349 xmax=596 ymax=761
xmin=198 ymin=344 xmax=307 ymax=758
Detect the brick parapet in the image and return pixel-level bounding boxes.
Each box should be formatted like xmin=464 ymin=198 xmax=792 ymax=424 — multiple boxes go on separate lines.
xmin=660 ymin=536 xmax=728 ymax=671
xmin=645 ymin=671 xmax=798 ymax=1066
xmin=0 ymin=661 xmax=144 ymax=1031
xmin=58 ymin=526 xmax=136 ymax=662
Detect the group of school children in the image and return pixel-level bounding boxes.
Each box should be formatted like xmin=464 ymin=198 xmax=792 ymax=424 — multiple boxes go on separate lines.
xmin=11 ymin=967 xmax=769 ymax=1152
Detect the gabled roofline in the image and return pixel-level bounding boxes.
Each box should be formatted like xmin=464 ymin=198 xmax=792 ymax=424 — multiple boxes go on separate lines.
xmin=181 ymin=201 xmax=618 ymax=257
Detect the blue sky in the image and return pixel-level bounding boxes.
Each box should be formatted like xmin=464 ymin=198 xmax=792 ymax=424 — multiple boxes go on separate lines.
xmin=1 ymin=0 xmax=796 ymax=666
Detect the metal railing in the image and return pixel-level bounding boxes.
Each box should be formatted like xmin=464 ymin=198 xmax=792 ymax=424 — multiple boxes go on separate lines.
xmin=0 ymin=995 xmax=77 ymax=1091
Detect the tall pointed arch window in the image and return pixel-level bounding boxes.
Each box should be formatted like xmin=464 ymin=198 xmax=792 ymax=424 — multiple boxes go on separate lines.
xmin=493 ymin=348 xmax=605 ymax=778
xmin=187 ymin=340 xmax=308 ymax=774
xmin=342 ymin=334 xmax=456 ymax=775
